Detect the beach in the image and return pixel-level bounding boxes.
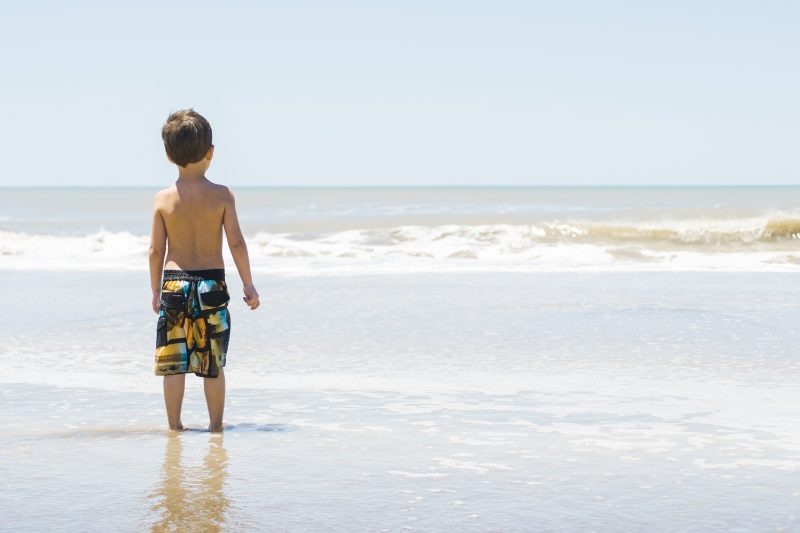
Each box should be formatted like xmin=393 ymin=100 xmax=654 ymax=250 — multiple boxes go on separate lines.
xmin=2 ymin=188 xmax=800 ymax=531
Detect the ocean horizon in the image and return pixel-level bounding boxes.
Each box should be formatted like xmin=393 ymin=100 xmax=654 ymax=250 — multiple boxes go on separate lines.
xmin=3 ymin=183 xmax=800 ymax=188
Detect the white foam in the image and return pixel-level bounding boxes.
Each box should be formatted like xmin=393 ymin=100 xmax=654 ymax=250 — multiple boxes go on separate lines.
xmin=2 ymin=218 xmax=800 ymax=273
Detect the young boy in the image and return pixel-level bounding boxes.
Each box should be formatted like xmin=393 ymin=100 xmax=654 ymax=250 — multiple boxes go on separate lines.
xmin=149 ymin=108 xmax=260 ymax=432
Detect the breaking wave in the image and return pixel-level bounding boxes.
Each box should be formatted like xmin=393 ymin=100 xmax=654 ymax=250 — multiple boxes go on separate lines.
xmin=2 ymin=215 xmax=800 ymax=273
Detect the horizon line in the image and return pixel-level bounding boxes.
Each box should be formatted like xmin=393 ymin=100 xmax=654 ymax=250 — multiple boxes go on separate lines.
xmin=1 ymin=183 xmax=799 ymax=189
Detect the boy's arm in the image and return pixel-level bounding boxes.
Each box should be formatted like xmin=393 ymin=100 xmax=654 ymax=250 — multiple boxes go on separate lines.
xmin=223 ymin=188 xmax=260 ymax=310
xmin=149 ymin=194 xmax=167 ymax=313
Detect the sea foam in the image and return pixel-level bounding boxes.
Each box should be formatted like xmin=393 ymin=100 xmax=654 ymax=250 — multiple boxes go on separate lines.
xmin=2 ymin=216 xmax=800 ymax=273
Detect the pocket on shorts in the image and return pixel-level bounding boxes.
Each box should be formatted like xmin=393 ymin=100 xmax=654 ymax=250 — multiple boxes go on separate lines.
xmin=199 ymin=282 xmax=230 ymax=310
xmin=160 ymin=283 xmax=187 ymax=324
xmin=161 ymin=291 xmax=186 ymax=309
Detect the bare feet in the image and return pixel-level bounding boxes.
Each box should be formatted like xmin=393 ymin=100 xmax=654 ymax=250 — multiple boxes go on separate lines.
xmin=208 ymin=423 xmax=224 ymax=433
xmin=169 ymin=422 xmax=184 ymax=432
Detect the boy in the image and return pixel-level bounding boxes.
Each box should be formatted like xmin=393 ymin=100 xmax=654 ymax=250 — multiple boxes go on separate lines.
xmin=149 ymin=108 xmax=260 ymax=432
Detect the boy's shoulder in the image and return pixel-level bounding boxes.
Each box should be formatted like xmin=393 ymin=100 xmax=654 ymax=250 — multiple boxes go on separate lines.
xmin=152 ymin=185 xmax=173 ymax=210
xmin=153 ymin=184 xmax=175 ymax=198
xmin=205 ymin=181 xmax=235 ymax=206
xmin=206 ymin=180 xmax=233 ymax=196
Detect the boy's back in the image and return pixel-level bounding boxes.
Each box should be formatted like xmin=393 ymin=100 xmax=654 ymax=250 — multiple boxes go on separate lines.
xmin=156 ymin=179 xmax=229 ymax=270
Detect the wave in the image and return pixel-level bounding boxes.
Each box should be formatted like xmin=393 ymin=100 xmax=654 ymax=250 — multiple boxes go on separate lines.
xmin=0 ymin=230 xmax=148 ymax=264
xmin=543 ymin=217 xmax=800 ymax=245
xmin=2 ymin=216 xmax=800 ymax=273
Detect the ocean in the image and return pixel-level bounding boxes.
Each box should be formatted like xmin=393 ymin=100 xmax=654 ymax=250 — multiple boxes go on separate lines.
xmin=4 ymin=186 xmax=800 ymax=273
xmin=1 ymin=186 xmax=799 ymax=531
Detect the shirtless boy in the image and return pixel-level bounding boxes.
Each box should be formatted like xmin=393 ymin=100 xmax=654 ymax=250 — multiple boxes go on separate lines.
xmin=148 ymin=108 xmax=260 ymax=432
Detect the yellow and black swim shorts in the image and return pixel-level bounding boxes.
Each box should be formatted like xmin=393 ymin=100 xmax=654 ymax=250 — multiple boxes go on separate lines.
xmin=155 ymin=269 xmax=231 ymax=378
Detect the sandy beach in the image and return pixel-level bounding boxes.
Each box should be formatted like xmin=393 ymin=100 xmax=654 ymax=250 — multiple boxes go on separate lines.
xmin=2 ymin=266 xmax=799 ymax=531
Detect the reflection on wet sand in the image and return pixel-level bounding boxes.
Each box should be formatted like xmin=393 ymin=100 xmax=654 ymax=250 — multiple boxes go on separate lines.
xmin=149 ymin=433 xmax=229 ymax=532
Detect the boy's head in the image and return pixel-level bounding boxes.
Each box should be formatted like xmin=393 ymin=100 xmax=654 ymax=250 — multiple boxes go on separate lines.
xmin=161 ymin=109 xmax=213 ymax=167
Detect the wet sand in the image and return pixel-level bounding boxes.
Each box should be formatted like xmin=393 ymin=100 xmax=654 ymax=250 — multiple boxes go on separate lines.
xmin=2 ymin=271 xmax=800 ymax=531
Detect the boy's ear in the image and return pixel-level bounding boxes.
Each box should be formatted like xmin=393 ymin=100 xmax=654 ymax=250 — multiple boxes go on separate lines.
xmin=166 ymin=153 xmax=174 ymax=164
xmin=206 ymin=145 xmax=215 ymax=161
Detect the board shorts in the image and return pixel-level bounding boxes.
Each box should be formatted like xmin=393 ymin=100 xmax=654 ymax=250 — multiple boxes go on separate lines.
xmin=154 ymin=269 xmax=231 ymax=378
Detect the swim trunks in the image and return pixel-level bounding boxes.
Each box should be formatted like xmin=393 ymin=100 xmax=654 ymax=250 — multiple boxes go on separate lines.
xmin=154 ymin=269 xmax=231 ymax=378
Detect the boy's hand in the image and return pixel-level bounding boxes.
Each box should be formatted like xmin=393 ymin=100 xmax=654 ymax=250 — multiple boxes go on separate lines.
xmin=243 ymin=284 xmax=260 ymax=310
xmin=152 ymin=292 xmax=161 ymax=314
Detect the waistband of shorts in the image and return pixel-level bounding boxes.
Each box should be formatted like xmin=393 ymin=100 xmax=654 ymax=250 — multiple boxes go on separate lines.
xmin=162 ymin=269 xmax=226 ymax=282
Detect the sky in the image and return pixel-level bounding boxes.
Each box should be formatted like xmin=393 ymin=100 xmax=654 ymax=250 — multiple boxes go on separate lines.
xmin=0 ymin=1 xmax=798 ymax=187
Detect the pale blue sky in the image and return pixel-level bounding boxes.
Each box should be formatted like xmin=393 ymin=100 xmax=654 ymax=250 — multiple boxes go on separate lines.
xmin=0 ymin=1 xmax=798 ymax=186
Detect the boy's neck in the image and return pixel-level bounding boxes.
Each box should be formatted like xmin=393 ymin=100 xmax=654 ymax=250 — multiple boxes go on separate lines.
xmin=176 ymin=165 xmax=208 ymax=182
xmin=177 ymin=171 xmax=206 ymax=182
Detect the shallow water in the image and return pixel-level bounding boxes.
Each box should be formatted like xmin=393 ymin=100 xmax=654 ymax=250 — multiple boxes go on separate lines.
xmin=2 ymin=271 xmax=799 ymax=531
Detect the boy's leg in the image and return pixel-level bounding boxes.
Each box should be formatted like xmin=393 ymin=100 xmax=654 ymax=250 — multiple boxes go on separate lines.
xmin=204 ymin=366 xmax=226 ymax=432
xmin=163 ymin=373 xmax=186 ymax=431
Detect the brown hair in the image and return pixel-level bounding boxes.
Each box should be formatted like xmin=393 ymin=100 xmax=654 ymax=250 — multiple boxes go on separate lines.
xmin=161 ymin=109 xmax=213 ymax=167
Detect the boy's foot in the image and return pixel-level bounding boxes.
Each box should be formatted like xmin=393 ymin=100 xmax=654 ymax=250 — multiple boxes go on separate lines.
xmin=169 ymin=422 xmax=184 ymax=431
xmin=208 ymin=423 xmax=224 ymax=433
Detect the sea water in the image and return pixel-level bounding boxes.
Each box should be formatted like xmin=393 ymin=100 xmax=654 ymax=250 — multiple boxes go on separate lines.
xmin=1 ymin=187 xmax=799 ymax=531
xmin=4 ymin=186 xmax=800 ymax=273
